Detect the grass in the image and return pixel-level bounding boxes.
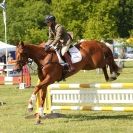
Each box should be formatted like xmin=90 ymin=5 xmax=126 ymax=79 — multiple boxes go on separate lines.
xmin=0 ymin=62 xmax=133 ymax=133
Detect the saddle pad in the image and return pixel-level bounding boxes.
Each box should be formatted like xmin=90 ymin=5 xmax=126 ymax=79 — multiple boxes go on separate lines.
xmin=69 ymin=46 xmax=82 ymax=63
xmin=56 ymin=46 xmax=82 ymax=64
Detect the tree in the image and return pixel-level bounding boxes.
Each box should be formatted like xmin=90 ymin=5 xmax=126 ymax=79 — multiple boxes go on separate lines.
xmin=83 ymin=0 xmax=119 ymax=40
xmin=45 ymin=0 xmax=51 ymax=4
xmin=0 ymin=0 xmax=50 ymax=44
xmin=51 ymin=0 xmax=90 ymax=40
xmin=116 ymin=0 xmax=133 ymax=38
xmin=0 ymin=0 xmax=132 ymax=44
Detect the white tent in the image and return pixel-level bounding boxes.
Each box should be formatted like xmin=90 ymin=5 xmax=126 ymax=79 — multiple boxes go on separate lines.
xmin=0 ymin=41 xmax=16 ymax=52
xmin=0 ymin=41 xmax=16 ymax=63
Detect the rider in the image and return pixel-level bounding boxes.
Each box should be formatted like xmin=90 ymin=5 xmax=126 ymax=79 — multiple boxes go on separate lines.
xmin=44 ymin=15 xmax=75 ymax=72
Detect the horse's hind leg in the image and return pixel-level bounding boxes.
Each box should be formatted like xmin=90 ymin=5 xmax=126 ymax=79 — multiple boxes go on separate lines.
xmin=107 ymin=61 xmax=120 ymax=79
xmin=102 ymin=66 xmax=116 ymax=82
xmin=102 ymin=44 xmax=121 ymax=78
xmin=102 ymin=66 xmax=109 ymax=82
xmin=104 ymin=47 xmax=121 ymax=78
xmin=112 ymin=62 xmax=121 ymax=77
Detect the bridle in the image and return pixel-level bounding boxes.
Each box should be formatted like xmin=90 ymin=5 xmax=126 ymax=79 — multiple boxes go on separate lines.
xmin=16 ymin=52 xmax=28 ymax=71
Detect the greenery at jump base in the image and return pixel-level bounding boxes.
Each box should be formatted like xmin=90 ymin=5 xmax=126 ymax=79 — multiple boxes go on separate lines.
xmin=0 ymin=0 xmax=132 ymax=45
xmin=0 ymin=62 xmax=133 ymax=133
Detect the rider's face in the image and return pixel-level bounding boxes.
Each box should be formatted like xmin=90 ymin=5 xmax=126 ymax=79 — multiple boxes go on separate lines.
xmin=47 ymin=21 xmax=52 ymax=27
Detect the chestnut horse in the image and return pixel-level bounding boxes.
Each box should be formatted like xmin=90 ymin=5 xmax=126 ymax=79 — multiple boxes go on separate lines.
xmin=14 ymin=40 xmax=120 ymax=124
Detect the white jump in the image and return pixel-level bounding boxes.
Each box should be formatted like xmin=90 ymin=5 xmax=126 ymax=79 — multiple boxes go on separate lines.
xmin=36 ymin=83 xmax=133 ymax=114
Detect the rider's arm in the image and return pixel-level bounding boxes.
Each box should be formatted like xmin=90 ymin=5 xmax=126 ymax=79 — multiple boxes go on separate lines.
xmin=46 ymin=28 xmax=54 ymax=45
xmin=50 ymin=26 xmax=63 ymax=46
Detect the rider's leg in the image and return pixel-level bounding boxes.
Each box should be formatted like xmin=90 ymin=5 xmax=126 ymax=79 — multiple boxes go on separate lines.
xmin=61 ymin=45 xmax=75 ymax=72
xmin=63 ymin=52 xmax=75 ymax=72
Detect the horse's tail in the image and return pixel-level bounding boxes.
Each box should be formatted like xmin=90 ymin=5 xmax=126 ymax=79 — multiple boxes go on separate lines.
xmin=100 ymin=42 xmax=121 ymax=73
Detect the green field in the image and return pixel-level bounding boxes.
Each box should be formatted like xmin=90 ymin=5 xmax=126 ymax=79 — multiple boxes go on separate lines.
xmin=0 ymin=62 xmax=133 ymax=133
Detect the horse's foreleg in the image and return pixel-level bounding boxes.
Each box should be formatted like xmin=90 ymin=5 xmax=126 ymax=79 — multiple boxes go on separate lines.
xmin=27 ymin=86 xmax=40 ymax=112
xmin=38 ymin=88 xmax=47 ymax=116
xmin=29 ymin=75 xmax=52 ymax=124
xmin=27 ymin=72 xmax=47 ymax=111
xmin=35 ymin=88 xmax=47 ymax=124
xmin=28 ymin=68 xmax=46 ymax=111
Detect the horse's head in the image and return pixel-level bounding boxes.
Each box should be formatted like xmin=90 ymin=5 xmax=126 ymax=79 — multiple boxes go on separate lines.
xmin=14 ymin=41 xmax=29 ymax=72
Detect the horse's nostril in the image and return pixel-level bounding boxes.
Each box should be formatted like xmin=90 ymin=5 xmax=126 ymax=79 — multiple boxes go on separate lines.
xmin=16 ymin=69 xmax=21 ymax=72
xmin=13 ymin=66 xmax=22 ymax=72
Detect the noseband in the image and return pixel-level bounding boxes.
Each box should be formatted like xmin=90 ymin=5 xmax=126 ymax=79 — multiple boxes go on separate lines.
xmin=16 ymin=53 xmax=28 ymax=70
xmin=17 ymin=60 xmax=26 ymax=69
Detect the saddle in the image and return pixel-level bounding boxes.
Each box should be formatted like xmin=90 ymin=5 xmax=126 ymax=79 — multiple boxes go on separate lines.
xmin=55 ymin=45 xmax=82 ymax=81
xmin=56 ymin=45 xmax=82 ymax=66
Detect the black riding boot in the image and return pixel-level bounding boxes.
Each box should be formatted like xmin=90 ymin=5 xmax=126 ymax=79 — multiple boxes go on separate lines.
xmin=64 ymin=52 xmax=76 ymax=72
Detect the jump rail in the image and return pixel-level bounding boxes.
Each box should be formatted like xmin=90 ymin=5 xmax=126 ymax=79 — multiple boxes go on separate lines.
xmin=49 ymin=83 xmax=133 ymax=89
xmin=36 ymin=83 xmax=133 ymax=114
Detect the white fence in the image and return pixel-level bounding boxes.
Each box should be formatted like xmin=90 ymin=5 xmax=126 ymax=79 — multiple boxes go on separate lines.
xmin=51 ymin=89 xmax=133 ymax=104
xmin=36 ymin=83 xmax=133 ymax=113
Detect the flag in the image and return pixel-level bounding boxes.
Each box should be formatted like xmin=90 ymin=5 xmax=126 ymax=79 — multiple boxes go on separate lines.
xmin=0 ymin=0 xmax=7 ymax=43
xmin=3 ymin=8 xmax=6 ymax=25
xmin=0 ymin=0 xmax=6 ymax=26
xmin=0 ymin=0 xmax=6 ymax=10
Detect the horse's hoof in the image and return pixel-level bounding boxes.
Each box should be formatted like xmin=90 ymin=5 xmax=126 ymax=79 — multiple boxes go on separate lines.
xmin=35 ymin=120 xmax=42 ymax=125
xmin=108 ymin=77 xmax=117 ymax=81
xmin=116 ymin=72 xmax=120 ymax=77
xmin=111 ymin=77 xmax=117 ymax=80
xmin=0 ymin=101 xmax=6 ymax=106
xmin=28 ymin=108 xmax=33 ymax=112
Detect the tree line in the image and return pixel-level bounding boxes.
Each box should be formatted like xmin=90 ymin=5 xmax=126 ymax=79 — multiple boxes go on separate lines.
xmin=0 ymin=0 xmax=132 ymax=45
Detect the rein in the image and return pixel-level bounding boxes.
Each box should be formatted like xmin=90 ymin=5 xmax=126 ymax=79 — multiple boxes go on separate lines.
xmin=47 ymin=52 xmax=54 ymax=64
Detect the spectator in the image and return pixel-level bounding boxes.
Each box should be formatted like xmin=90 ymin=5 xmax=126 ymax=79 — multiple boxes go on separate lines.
xmin=7 ymin=53 xmax=13 ymax=63
xmin=1 ymin=54 xmax=6 ymax=64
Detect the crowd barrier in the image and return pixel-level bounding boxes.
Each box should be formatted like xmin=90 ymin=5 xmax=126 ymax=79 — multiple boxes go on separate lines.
xmin=36 ymin=83 xmax=133 ymax=114
xmin=0 ymin=64 xmax=31 ymax=87
xmin=0 ymin=76 xmax=21 ymax=85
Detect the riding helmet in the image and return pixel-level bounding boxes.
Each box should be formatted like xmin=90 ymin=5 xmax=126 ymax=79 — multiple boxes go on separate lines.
xmin=44 ymin=15 xmax=56 ymax=23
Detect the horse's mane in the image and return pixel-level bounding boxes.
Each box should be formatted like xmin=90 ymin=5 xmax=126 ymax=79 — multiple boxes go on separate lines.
xmin=24 ymin=44 xmax=56 ymax=58
xmin=24 ymin=44 xmax=44 ymax=52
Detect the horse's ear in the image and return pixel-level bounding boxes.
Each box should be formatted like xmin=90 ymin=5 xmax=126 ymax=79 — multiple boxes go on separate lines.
xmin=18 ymin=41 xmax=24 ymax=48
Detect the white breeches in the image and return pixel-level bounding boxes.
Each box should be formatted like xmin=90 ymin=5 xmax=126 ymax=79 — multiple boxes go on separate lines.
xmin=61 ymin=39 xmax=71 ymax=56
xmin=61 ymin=45 xmax=70 ymax=56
